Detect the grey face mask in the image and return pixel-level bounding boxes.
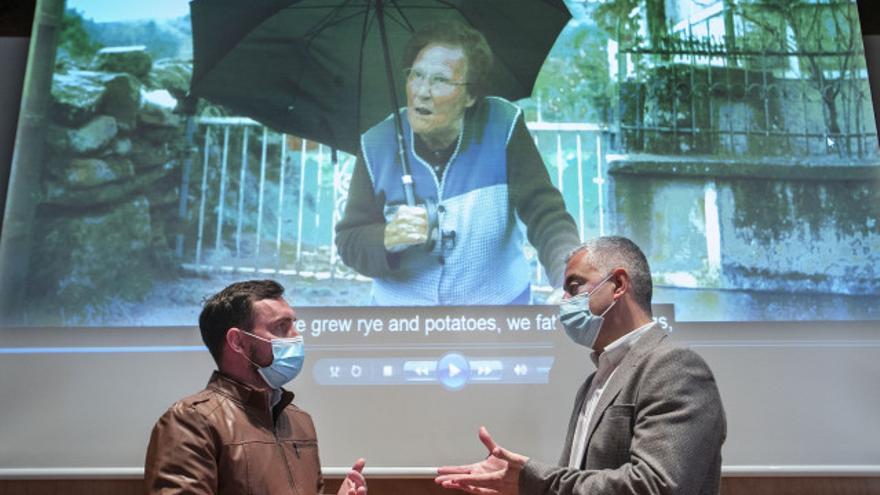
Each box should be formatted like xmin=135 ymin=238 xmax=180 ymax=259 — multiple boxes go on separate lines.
xmin=558 ymin=274 xmax=616 ymax=349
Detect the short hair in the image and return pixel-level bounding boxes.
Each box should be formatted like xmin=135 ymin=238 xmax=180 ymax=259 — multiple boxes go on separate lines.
xmin=402 ymin=20 xmax=493 ymax=99
xmin=198 ymin=280 xmax=285 ymax=364
xmin=566 ymin=236 xmax=653 ymax=316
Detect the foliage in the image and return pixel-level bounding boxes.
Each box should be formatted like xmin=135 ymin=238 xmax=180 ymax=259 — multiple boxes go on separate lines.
xmin=59 ymin=8 xmax=102 ymax=63
xmin=81 ymin=14 xmax=193 ymax=60
xmin=732 ymin=0 xmax=865 ymax=136
xmin=593 ymin=0 xmax=644 ymax=46
xmin=533 ymin=23 xmax=613 ymax=122
xmin=734 ymin=0 xmax=863 ymax=53
xmin=528 ymin=0 xmax=663 ymax=123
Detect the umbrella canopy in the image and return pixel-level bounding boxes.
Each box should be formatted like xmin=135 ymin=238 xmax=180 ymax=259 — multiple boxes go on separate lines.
xmin=190 ymin=0 xmax=571 ymax=156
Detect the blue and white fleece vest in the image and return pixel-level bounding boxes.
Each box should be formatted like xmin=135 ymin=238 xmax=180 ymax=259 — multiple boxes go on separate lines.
xmin=361 ymin=97 xmax=530 ymax=305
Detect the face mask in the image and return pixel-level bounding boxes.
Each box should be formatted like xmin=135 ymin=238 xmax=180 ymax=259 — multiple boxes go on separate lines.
xmin=559 ymin=274 xmax=616 ymax=349
xmin=240 ymin=332 xmax=305 ymax=389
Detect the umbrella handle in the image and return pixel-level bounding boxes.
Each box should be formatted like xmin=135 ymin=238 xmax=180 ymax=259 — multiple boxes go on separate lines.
xmin=401 ymin=175 xmax=416 ymax=206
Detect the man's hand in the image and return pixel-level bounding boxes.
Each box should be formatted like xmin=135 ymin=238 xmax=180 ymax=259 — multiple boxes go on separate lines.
xmin=384 ymin=205 xmax=428 ymax=252
xmin=434 ymin=427 xmax=528 ymax=495
xmin=336 ymin=458 xmax=367 ymax=495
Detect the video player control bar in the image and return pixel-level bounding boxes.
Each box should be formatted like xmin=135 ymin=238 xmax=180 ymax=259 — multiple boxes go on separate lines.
xmin=313 ymin=353 xmax=554 ymax=389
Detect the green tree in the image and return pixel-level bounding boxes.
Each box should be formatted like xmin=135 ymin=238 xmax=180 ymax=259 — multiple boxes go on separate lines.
xmin=59 ymin=8 xmax=101 ymax=63
xmin=594 ymin=0 xmax=644 ymax=46
xmin=533 ymin=24 xmax=613 ymax=123
xmin=734 ymin=0 xmax=865 ymax=142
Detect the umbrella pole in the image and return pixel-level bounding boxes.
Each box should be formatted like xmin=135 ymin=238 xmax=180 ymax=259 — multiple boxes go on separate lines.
xmin=375 ymin=0 xmax=416 ymax=207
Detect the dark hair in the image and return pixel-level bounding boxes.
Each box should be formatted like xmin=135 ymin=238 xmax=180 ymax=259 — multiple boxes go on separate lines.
xmin=198 ymin=280 xmax=285 ymax=364
xmin=402 ymin=20 xmax=493 ymax=99
xmin=567 ymin=236 xmax=654 ymax=316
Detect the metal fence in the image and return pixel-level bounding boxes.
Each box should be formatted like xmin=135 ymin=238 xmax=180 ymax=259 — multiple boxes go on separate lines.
xmin=179 ymin=118 xmax=611 ymax=291
xmin=615 ymin=36 xmax=878 ymax=160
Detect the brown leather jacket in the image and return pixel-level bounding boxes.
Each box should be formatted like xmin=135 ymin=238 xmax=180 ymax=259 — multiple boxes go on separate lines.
xmin=144 ymin=372 xmax=325 ymax=494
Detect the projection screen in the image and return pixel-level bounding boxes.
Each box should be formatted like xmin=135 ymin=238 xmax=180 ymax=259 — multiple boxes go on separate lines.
xmin=1 ymin=0 xmax=878 ymax=477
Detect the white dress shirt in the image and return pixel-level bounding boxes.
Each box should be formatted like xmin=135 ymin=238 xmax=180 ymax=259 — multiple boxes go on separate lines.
xmin=567 ymin=321 xmax=657 ymax=468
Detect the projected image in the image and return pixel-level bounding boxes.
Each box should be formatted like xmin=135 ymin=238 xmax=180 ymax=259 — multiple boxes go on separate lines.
xmin=0 ymin=0 xmax=878 ymax=326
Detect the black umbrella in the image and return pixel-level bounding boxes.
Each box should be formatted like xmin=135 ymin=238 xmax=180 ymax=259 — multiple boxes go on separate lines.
xmin=190 ymin=0 xmax=571 ymax=204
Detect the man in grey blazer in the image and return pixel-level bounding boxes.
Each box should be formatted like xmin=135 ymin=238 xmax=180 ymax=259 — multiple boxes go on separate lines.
xmin=435 ymin=236 xmax=726 ymax=494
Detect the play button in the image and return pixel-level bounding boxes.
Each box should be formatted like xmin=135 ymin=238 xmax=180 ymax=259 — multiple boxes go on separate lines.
xmin=437 ymin=353 xmax=469 ymax=390
xmin=448 ymin=363 xmax=461 ymax=377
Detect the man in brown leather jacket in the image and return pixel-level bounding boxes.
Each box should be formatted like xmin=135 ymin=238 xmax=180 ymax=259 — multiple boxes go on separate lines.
xmin=144 ymin=280 xmax=367 ymax=494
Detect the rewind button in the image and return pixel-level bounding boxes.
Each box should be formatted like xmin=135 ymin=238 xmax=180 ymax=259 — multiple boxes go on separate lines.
xmin=403 ymin=360 xmax=437 ymax=382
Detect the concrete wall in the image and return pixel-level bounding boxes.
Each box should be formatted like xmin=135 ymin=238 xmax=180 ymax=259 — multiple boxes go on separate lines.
xmin=609 ymin=156 xmax=880 ymax=320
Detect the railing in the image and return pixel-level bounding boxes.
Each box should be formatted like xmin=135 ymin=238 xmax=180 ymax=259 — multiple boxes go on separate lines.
xmin=616 ymin=37 xmax=878 ymax=160
xmin=178 ymin=118 xmax=611 ymax=291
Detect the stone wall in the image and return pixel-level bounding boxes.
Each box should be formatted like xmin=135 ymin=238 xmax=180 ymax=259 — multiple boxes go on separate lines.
xmin=29 ymin=46 xmax=190 ymax=324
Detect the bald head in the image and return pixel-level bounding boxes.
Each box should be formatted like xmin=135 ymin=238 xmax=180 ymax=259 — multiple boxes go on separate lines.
xmin=566 ymin=236 xmax=653 ymax=316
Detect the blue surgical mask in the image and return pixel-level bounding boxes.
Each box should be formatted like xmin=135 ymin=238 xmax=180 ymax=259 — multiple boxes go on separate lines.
xmin=559 ymin=274 xmax=616 ymax=349
xmin=241 ymin=332 xmax=305 ymax=389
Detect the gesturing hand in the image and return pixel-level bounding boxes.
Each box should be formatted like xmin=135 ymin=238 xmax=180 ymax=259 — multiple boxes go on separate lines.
xmin=337 ymin=458 xmax=367 ymax=495
xmin=434 ymin=427 xmax=528 ymax=495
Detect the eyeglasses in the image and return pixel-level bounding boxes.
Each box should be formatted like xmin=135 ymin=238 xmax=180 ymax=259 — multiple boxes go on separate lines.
xmin=405 ymin=68 xmax=469 ymax=95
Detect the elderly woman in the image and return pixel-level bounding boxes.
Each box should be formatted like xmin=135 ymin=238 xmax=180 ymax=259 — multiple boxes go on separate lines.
xmin=335 ymin=20 xmax=579 ymax=305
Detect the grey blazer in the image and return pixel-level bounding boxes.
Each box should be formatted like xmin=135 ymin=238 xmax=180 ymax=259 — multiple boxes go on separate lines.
xmin=520 ymin=326 xmax=726 ymax=495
